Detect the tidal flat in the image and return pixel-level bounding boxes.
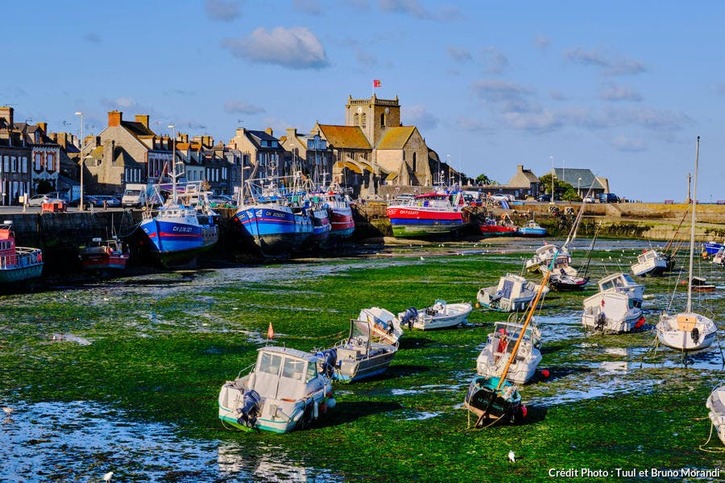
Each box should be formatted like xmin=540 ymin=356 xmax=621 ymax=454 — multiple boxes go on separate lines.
xmin=1 ymin=238 xmax=723 ymax=482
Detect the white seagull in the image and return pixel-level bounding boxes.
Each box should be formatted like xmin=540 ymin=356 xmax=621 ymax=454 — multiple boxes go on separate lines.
xmin=508 ymin=450 xmax=516 ymax=463
xmin=102 ymin=471 xmax=114 ymax=482
xmin=2 ymin=407 xmax=13 ymax=415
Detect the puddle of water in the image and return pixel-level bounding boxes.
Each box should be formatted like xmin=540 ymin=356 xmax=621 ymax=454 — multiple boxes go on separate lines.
xmin=0 ymin=401 xmax=341 ymax=482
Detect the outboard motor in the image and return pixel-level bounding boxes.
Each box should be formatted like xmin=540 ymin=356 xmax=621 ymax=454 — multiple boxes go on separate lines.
xmin=316 ymin=348 xmax=338 ymax=378
xmin=400 ymin=307 xmax=418 ymax=329
xmin=236 ymin=389 xmax=261 ymax=428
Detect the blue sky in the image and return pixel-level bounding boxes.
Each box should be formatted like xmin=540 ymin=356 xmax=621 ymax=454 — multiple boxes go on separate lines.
xmin=3 ymin=0 xmax=725 ymax=202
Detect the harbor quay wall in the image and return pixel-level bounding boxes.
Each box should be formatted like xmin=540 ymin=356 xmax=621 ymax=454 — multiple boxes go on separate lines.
xmin=355 ymin=201 xmax=725 ymax=242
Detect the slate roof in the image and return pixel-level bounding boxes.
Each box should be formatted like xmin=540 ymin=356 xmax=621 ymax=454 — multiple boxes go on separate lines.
xmin=554 ymin=167 xmax=606 ymax=191
xmin=122 ymin=120 xmax=156 ymax=137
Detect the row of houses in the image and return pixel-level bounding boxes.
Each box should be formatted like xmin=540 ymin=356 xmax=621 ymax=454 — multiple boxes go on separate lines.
xmin=1 ymin=95 xmax=610 ymax=206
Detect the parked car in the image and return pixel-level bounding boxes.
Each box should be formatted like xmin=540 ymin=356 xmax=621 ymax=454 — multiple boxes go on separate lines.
xmin=27 ymin=194 xmax=51 ymax=206
xmin=208 ymin=195 xmax=235 ymax=208
xmin=537 ymin=194 xmax=552 ymax=202
xmin=583 ymin=196 xmax=596 ymax=203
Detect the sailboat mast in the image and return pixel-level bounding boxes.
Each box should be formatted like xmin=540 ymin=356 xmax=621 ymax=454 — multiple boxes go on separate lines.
xmin=686 ymin=136 xmax=699 ymax=313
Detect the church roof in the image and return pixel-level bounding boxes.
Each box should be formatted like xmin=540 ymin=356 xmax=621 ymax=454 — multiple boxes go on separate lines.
xmin=376 ymin=126 xmax=416 ymax=150
xmin=316 ymin=124 xmax=371 ymax=149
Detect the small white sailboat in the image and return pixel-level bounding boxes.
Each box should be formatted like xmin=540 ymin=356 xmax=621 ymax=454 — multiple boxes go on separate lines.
xmin=399 ymin=300 xmax=473 ymax=330
xmin=706 ymin=386 xmax=725 ymax=445
xmin=656 ymin=136 xmax=717 ymax=351
xmin=476 ymin=321 xmax=542 ymax=384
xmin=524 ymin=243 xmax=570 ymax=273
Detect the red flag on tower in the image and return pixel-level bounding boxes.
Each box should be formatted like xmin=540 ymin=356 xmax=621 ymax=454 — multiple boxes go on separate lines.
xmin=373 ymin=79 xmax=382 ymax=88
xmin=266 ymin=322 xmax=274 ymax=340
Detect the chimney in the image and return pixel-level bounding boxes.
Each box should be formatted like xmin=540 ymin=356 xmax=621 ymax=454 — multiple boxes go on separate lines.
xmin=38 ymin=122 xmax=48 ymax=133
xmin=108 ymin=110 xmax=122 ymax=127
xmin=135 ymin=114 xmax=149 ymax=129
xmin=517 ymin=164 xmax=524 ymax=173
xmin=0 ymin=106 xmax=14 ymax=125
xmin=265 ymin=127 xmax=273 ymax=136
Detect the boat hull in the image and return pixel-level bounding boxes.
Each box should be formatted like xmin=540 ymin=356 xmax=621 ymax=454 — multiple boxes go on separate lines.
xmin=656 ymin=313 xmax=717 ymax=351
xmin=335 ymin=345 xmax=397 ymax=382
xmin=387 ymin=206 xmax=463 ymax=238
xmin=706 ymin=386 xmax=725 ymax=445
xmin=328 ymin=207 xmax=355 ymax=238
xmin=0 ymin=263 xmax=43 ymax=283
xmin=235 ymin=205 xmax=312 ymax=255
xmin=141 ymin=218 xmax=218 ymax=266
xmin=464 ymin=376 xmax=525 ymax=426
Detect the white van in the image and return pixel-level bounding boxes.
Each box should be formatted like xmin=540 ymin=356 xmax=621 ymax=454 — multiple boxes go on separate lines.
xmin=122 ymin=184 xmax=162 ymax=208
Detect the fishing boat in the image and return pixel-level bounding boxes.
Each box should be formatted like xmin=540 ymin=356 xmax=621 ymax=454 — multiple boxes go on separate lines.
xmin=330 ymin=317 xmax=399 ymax=382
xmin=524 ymin=243 xmax=571 ymax=273
xmin=656 ymin=137 xmax=718 ymax=351
xmin=631 ymin=248 xmax=668 ymax=277
xmin=398 ymin=300 xmax=473 ymax=330
xmin=0 ymin=220 xmax=43 ymax=283
xmin=478 ymin=214 xmax=517 ymax=237
xmin=386 ymin=191 xmax=465 ymax=238
xmin=323 ymin=185 xmax=355 ymax=238
xmin=518 ymin=220 xmax=547 ymax=237
xmin=476 ymin=321 xmax=542 ymax=384
xmin=689 ymin=276 xmax=716 ymax=292
xmin=476 ymin=273 xmax=548 ymax=313
xmin=706 ymin=385 xmax=725 ymax=445
xmin=79 ymin=237 xmax=129 ymax=271
xmin=464 ymin=255 xmax=553 ymax=428
xmin=218 ymin=346 xmax=336 ymax=433
xmin=140 ymin=182 xmax=219 ymax=267
xmin=234 ymin=175 xmax=313 ymax=256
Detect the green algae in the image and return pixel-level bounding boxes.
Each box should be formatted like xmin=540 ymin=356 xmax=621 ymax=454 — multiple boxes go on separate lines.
xmin=1 ymin=243 xmax=723 ymax=481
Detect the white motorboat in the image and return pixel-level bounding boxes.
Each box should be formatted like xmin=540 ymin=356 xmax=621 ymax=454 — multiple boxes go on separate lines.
xmin=357 ymin=306 xmax=404 ymax=345
xmin=218 ymin=346 xmax=336 ymax=433
xmin=399 ymin=300 xmax=473 ymax=330
xmin=656 ymin=137 xmax=718 ymax=351
xmin=631 ymin=248 xmax=668 ymax=277
xmin=476 ymin=321 xmax=542 ymax=384
xmin=582 ymin=291 xmax=646 ymax=333
xmin=477 ymin=274 xmax=548 ymax=313
xmin=331 ymin=318 xmax=399 ymax=382
xmin=706 ymin=386 xmax=725 ymax=445
xmin=524 ymin=243 xmax=570 ymax=273
xmin=596 ymin=272 xmax=645 ymax=307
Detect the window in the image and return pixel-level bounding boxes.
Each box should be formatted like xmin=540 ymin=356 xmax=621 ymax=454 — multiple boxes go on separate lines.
xmin=22 ymin=157 xmax=28 ymax=173
xmin=361 ymin=113 xmax=366 ymax=129
xmin=282 ymin=358 xmax=305 ymax=381
xmin=35 ymin=153 xmax=42 ymax=170
xmin=47 ymin=154 xmax=55 ymax=172
xmin=259 ymin=352 xmax=282 ymax=375
xmin=413 ymin=152 xmax=417 ymax=172
xmin=380 ymin=113 xmax=385 ymax=128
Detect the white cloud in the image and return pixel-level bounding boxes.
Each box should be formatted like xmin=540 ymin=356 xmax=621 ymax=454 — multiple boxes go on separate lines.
xmin=600 ymin=83 xmax=643 ymax=102
xmin=565 ymin=47 xmax=647 ymax=76
xmin=222 ymin=27 xmax=329 ymax=69
xmin=609 ymin=135 xmax=646 ymax=152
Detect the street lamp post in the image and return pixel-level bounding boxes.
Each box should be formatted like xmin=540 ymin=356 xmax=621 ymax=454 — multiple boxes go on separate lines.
xmin=578 ymin=177 xmax=582 ymax=198
xmin=168 ymin=124 xmax=177 ymax=203
xmin=75 ymin=111 xmax=84 ymax=211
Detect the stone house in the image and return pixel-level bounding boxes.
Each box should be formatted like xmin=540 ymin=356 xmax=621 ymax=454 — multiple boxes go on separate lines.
xmin=279 ymin=128 xmax=332 ymax=186
xmin=0 ymin=106 xmax=32 ymax=205
xmin=506 ymin=164 xmax=541 ymax=199
xmin=228 ymin=128 xmax=286 ymax=181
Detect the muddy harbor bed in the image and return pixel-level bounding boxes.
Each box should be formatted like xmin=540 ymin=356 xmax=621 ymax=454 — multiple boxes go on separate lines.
xmin=1 ymin=238 xmax=723 ymax=481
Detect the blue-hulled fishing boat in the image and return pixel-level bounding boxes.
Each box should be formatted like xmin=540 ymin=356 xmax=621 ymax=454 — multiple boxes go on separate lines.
xmin=233 ymin=175 xmax=313 ymax=256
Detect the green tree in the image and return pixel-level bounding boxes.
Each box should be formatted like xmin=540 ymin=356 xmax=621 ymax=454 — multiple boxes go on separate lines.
xmin=539 ymin=174 xmax=579 ymax=200
xmin=476 ymin=174 xmax=497 ymax=186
